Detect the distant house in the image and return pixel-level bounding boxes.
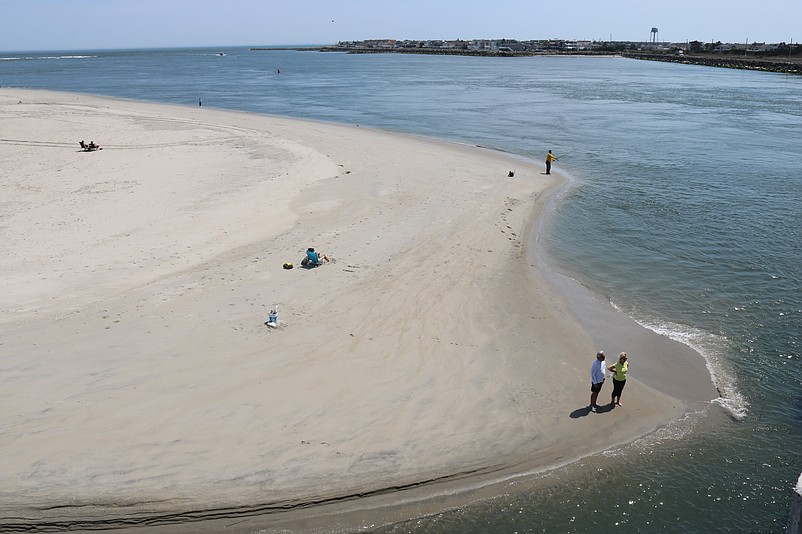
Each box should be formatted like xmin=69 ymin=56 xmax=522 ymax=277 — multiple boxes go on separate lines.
xmin=468 ymin=40 xmax=489 ymax=51
xmin=443 ymin=40 xmax=469 ymax=50
xmin=544 ymin=40 xmax=565 ymax=51
xmin=504 ymin=41 xmax=525 ymax=52
xmin=748 ymin=43 xmax=778 ymax=53
xmin=563 ymin=40 xmax=592 ymax=51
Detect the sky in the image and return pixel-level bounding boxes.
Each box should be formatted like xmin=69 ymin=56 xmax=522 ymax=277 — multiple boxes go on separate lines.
xmin=2 ymin=0 xmax=800 ymax=52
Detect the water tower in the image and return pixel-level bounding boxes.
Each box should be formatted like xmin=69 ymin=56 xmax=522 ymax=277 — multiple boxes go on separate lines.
xmin=650 ymin=27 xmax=659 ymax=43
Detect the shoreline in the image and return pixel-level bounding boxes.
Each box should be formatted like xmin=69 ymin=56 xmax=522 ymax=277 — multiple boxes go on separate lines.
xmin=250 ymin=46 xmax=802 ymax=75
xmin=0 ymin=88 xmax=717 ymax=532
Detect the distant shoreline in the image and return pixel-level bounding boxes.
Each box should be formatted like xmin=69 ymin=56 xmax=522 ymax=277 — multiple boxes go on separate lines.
xmin=251 ymin=46 xmax=802 ymax=74
xmin=250 ymin=46 xmax=618 ymax=58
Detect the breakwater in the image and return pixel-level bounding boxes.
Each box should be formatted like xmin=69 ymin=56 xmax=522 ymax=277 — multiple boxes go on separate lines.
xmin=623 ymin=52 xmax=802 ymax=75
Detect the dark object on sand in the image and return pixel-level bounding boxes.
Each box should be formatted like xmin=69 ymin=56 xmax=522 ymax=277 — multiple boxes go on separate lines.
xmin=79 ymin=140 xmax=101 ymax=151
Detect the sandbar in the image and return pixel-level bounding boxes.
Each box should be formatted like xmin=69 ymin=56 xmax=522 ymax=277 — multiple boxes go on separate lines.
xmin=0 ymin=89 xmax=716 ymax=531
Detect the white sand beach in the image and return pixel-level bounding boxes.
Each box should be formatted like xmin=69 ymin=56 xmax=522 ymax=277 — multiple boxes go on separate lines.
xmin=0 ymin=89 xmax=717 ymax=531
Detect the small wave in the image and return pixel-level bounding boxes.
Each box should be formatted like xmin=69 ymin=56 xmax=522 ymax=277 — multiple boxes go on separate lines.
xmin=627 ymin=313 xmax=749 ymax=421
xmin=603 ymin=408 xmax=704 ymax=457
xmin=0 ymin=55 xmax=96 ymax=61
xmin=40 ymin=55 xmax=97 ymax=60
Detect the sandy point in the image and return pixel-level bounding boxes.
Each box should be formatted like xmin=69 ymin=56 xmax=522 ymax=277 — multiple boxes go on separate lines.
xmin=0 ymin=88 xmax=716 ymax=531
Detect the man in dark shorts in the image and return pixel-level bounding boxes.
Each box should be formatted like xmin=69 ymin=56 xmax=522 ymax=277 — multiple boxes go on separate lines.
xmin=589 ymin=350 xmax=606 ymax=412
xmin=545 ymin=150 xmax=557 ymax=175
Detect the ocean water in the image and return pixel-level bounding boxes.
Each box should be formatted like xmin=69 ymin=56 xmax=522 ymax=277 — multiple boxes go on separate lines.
xmin=2 ymin=48 xmax=800 ymax=533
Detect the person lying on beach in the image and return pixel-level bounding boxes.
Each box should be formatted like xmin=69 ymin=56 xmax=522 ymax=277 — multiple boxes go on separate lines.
xmin=79 ymin=140 xmax=101 ymax=151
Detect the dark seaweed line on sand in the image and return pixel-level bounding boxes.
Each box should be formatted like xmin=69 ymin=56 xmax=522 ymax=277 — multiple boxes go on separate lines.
xmin=0 ymin=464 xmax=505 ymax=532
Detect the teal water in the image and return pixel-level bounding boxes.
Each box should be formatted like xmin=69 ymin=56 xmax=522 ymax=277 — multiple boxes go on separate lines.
xmin=2 ymin=48 xmax=800 ymax=532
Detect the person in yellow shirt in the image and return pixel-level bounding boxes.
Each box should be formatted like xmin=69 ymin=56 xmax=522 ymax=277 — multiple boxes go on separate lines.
xmin=545 ymin=150 xmax=557 ymax=175
xmin=607 ymin=352 xmax=629 ymax=407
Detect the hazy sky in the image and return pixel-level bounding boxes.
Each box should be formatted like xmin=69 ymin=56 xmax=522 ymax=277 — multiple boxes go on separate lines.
xmin=2 ymin=0 xmax=799 ymax=52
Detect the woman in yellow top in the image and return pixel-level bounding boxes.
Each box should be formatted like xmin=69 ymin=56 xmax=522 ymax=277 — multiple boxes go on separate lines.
xmin=607 ymin=352 xmax=628 ymax=407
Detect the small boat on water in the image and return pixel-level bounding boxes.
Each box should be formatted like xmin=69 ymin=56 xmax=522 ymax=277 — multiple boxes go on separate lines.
xmin=217 ymin=51 xmax=226 ymax=56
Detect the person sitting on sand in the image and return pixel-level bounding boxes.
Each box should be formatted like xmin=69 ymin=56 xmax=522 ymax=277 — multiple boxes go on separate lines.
xmin=267 ymin=309 xmax=278 ymax=327
xmin=300 ymin=247 xmax=330 ymax=268
xmin=305 ymin=247 xmax=329 ymax=266
xmin=307 ymin=247 xmax=322 ymax=266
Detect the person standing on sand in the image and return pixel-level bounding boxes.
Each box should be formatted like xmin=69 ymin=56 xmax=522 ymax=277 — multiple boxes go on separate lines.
xmin=608 ymin=352 xmax=629 ymax=407
xmin=199 ymin=97 xmax=202 ymax=107
xmin=589 ymin=350 xmax=606 ymax=412
xmin=545 ymin=150 xmax=557 ymax=175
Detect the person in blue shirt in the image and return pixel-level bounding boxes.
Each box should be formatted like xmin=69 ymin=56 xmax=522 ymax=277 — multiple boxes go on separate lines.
xmin=307 ymin=247 xmax=322 ymax=265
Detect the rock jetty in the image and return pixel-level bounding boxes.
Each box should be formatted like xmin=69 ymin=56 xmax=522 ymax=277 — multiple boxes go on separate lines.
xmin=623 ymin=52 xmax=801 ymax=75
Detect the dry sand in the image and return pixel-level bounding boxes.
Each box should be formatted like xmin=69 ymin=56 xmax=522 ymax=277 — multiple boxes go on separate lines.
xmin=0 ymin=89 xmax=717 ymax=531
